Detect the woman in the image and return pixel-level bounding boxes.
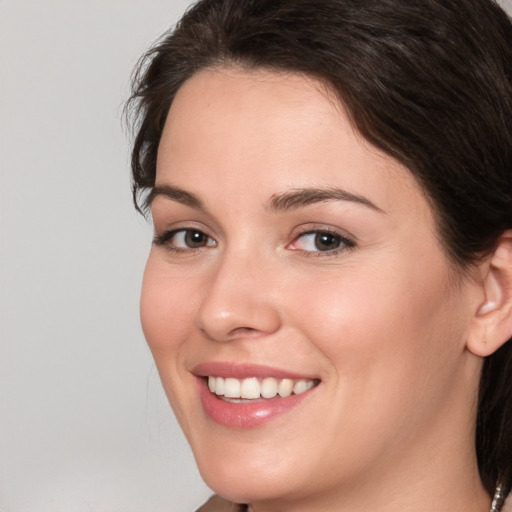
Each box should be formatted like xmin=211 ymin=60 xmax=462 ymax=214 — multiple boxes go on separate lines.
xmin=126 ymin=0 xmax=512 ymax=510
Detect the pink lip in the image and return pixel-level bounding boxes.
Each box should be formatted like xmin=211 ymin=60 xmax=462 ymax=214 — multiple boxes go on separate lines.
xmin=192 ymin=362 xmax=319 ymax=428
xmin=192 ymin=362 xmax=316 ymax=380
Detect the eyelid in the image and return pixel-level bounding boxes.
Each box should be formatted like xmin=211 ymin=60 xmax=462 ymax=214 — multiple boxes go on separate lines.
xmin=152 ymin=219 xmax=213 ymax=242
xmin=287 ymin=225 xmax=356 ymax=256
xmin=153 ymin=225 xmax=217 ymax=254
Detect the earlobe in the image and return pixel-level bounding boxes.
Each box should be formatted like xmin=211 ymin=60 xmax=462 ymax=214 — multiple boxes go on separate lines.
xmin=467 ymin=231 xmax=512 ymax=358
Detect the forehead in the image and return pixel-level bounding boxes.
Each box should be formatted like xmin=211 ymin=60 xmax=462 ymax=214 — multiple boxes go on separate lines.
xmin=159 ymin=67 xmax=350 ymax=161
xmin=156 ymin=67 xmax=425 ymax=216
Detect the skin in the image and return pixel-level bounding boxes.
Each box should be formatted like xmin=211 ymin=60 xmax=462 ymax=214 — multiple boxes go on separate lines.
xmin=141 ymin=68 xmax=493 ymax=512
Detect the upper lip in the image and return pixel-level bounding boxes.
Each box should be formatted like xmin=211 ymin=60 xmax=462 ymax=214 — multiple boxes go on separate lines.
xmin=192 ymin=362 xmax=319 ymax=380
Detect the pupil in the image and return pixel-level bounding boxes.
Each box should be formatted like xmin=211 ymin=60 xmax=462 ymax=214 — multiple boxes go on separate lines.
xmin=185 ymin=230 xmax=206 ymax=248
xmin=315 ymin=233 xmax=340 ymax=251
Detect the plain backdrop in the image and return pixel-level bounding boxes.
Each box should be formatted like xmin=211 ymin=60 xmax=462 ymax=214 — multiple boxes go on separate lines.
xmin=1 ymin=1 xmax=512 ymax=511
xmin=0 ymin=1 xmax=211 ymax=511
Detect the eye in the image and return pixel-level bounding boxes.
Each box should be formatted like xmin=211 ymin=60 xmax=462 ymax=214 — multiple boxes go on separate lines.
xmin=173 ymin=229 xmax=211 ymax=249
xmin=153 ymin=228 xmax=216 ymax=252
xmin=289 ymin=230 xmax=355 ymax=255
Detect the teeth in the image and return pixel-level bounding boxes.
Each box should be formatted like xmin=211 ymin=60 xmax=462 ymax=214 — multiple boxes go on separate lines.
xmin=278 ymin=378 xmax=294 ymax=397
xmin=241 ymin=377 xmax=260 ymax=399
xmin=224 ymin=378 xmax=241 ymax=398
xmin=261 ymin=377 xmax=278 ymax=398
xmin=293 ymin=380 xmax=308 ymax=395
xmin=215 ymin=376 xmax=225 ymax=396
xmin=292 ymin=380 xmax=315 ymax=394
xmin=207 ymin=376 xmax=316 ymax=400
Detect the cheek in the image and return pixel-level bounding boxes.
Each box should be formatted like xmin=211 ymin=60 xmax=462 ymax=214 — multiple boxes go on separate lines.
xmin=275 ymin=257 xmax=468 ymax=476
xmin=140 ymin=255 xmax=197 ymax=364
xmin=140 ymin=255 xmax=205 ymax=432
xmin=286 ymin=254 xmax=464 ymax=410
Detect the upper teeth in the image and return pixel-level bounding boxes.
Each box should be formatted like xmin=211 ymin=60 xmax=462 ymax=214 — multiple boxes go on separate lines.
xmin=207 ymin=376 xmax=315 ymax=399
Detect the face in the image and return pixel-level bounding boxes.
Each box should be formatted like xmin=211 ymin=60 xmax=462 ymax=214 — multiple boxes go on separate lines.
xmin=141 ymin=69 xmax=479 ymax=509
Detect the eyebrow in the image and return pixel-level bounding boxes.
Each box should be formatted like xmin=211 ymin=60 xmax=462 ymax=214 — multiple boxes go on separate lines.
xmin=268 ymin=187 xmax=384 ymax=213
xmin=145 ymin=184 xmax=205 ymax=211
xmin=146 ymin=184 xmax=384 ymax=214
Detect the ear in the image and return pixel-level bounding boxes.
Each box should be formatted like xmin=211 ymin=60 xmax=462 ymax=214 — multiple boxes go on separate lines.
xmin=466 ymin=231 xmax=512 ymax=357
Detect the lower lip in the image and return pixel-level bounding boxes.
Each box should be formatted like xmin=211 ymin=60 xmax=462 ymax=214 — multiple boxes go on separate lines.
xmin=198 ymin=379 xmax=315 ymax=428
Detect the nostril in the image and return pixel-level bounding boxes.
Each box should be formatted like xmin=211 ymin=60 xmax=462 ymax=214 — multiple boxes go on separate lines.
xmin=199 ymin=325 xmax=267 ymax=343
xmin=228 ymin=327 xmax=260 ymax=337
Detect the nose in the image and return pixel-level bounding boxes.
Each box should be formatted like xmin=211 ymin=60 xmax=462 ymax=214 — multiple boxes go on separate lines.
xmin=195 ymin=251 xmax=281 ymax=342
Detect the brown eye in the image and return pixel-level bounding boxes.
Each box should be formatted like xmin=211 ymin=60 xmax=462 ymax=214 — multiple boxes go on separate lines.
xmin=293 ymin=232 xmax=343 ymax=252
xmin=288 ymin=229 xmax=356 ymax=256
xmin=313 ymin=233 xmax=342 ymax=251
xmin=183 ymin=230 xmax=209 ymax=248
xmin=153 ymin=228 xmax=216 ymax=251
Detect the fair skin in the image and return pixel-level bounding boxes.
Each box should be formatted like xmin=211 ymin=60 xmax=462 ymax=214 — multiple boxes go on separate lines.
xmin=141 ymin=68 xmax=508 ymax=512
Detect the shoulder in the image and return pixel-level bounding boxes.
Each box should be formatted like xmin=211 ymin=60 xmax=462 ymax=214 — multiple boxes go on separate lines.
xmin=195 ymin=495 xmax=246 ymax=512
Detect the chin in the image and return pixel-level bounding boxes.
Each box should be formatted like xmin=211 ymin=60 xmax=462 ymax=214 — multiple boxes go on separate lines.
xmin=193 ymin=443 xmax=303 ymax=505
xmin=202 ymin=472 xmax=288 ymax=507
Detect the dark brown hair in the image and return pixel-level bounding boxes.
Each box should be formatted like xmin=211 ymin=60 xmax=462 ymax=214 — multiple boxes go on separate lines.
xmin=126 ymin=0 xmax=512 ymax=502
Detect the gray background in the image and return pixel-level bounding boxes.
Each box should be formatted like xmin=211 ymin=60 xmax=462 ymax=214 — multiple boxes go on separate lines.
xmin=0 ymin=1 xmax=211 ymax=511
xmin=1 ymin=1 xmax=511 ymax=511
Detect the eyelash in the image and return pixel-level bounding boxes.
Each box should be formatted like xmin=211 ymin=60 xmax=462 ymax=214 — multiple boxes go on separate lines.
xmin=152 ymin=227 xmax=356 ymax=257
xmin=288 ymin=228 xmax=356 ymax=257
xmin=153 ymin=229 xmax=216 ymax=255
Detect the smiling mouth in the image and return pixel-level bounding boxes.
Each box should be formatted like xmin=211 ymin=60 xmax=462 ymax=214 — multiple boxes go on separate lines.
xmin=207 ymin=376 xmax=319 ymax=401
